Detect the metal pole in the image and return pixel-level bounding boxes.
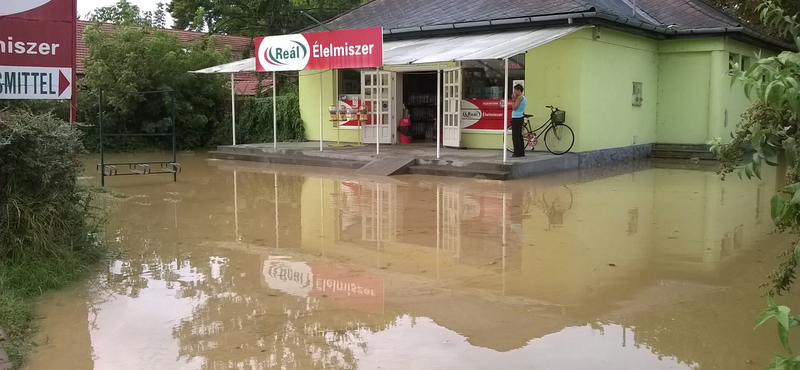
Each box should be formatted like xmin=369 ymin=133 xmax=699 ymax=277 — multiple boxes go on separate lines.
xmin=502 ymin=190 xmax=507 ymax=296
xmin=99 ymin=89 xmax=104 ymax=187
xmin=273 ymin=71 xmax=277 ymax=149
xmin=231 ymin=74 xmax=236 ymax=146
xmin=436 ymin=184 xmax=440 ymax=280
xmin=436 ymin=63 xmax=441 ymax=159
xmin=503 ymin=58 xmax=509 ymax=164
xmin=171 ymin=91 xmax=176 ymax=182
xmin=275 ymin=173 xmax=280 ymax=248
xmin=376 ymin=68 xmax=381 ymax=155
xmin=234 ymin=170 xmax=239 ymax=242
xmin=319 ymin=72 xmax=324 ymax=151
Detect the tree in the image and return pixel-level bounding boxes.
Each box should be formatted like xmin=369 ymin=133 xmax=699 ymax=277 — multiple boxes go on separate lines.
xmin=714 ymin=1 xmax=800 ymax=368
xmin=78 ymin=25 xmax=231 ymax=149
xmin=89 ymin=0 xmax=169 ymax=28
xmin=167 ymin=0 xmax=365 ymax=36
xmin=706 ymin=0 xmax=800 ymax=38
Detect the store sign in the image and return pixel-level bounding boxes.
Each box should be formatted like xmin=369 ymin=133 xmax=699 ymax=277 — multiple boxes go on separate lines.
xmin=461 ymin=99 xmax=513 ymax=130
xmin=0 ymin=0 xmax=75 ymax=100
xmin=261 ymin=256 xmax=384 ymax=313
xmin=256 ymin=27 xmax=383 ymax=72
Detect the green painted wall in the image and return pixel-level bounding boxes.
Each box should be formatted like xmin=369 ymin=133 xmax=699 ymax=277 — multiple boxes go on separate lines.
xmin=656 ymin=38 xmax=771 ymax=144
xmin=656 ymin=52 xmax=712 ymax=144
xmin=577 ymin=28 xmax=659 ymax=152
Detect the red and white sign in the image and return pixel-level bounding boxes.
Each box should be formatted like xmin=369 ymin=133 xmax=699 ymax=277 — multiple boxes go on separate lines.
xmin=0 ymin=0 xmax=75 ymax=100
xmin=461 ymin=99 xmax=513 ymax=130
xmin=256 ymin=27 xmax=383 ymax=72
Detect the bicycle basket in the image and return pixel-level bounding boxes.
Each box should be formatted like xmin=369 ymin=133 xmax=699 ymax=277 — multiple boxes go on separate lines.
xmin=552 ymin=110 xmax=566 ymax=124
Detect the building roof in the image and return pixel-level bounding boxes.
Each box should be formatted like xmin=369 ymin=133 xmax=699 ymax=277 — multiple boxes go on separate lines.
xmin=77 ymin=21 xmax=268 ymax=95
xmin=315 ymin=0 xmax=792 ymax=49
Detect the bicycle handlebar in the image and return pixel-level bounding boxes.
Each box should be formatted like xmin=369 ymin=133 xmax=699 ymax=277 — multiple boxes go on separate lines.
xmin=545 ymin=105 xmax=559 ymax=111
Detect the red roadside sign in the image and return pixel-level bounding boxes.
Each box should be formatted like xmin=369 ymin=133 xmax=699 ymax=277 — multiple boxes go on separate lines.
xmin=255 ymin=27 xmax=383 ymax=72
xmin=0 ymin=0 xmax=75 ymax=100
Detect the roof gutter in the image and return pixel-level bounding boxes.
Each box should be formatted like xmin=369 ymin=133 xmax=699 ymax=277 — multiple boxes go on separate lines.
xmin=384 ymin=11 xmax=597 ymax=35
xmin=381 ymin=9 xmax=795 ymax=51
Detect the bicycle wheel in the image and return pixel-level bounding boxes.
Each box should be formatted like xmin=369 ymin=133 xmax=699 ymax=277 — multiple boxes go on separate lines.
xmin=505 ymin=126 xmax=535 ymax=153
xmin=543 ymin=124 xmax=574 ymax=155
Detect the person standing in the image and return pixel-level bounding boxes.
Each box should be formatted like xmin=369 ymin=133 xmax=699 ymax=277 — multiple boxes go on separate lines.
xmin=510 ymin=84 xmax=527 ymax=157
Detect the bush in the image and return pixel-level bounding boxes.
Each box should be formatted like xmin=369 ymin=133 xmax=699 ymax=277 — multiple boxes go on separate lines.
xmin=214 ymin=91 xmax=306 ymax=146
xmin=77 ymin=24 xmax=231 ymax=151
xmin=0 ymin=110 xmax=106 ymax=367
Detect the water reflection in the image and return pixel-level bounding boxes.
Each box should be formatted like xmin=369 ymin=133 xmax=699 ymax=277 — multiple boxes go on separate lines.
xmin=24 ymin=155 xmax=793 ymax=370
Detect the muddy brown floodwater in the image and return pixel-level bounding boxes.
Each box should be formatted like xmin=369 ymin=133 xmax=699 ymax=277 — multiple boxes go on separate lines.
xmin=22 ymin=153 xmax=799 ymax=370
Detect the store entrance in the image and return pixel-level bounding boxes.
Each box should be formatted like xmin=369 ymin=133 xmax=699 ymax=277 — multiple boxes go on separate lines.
xmin=401 ymin=72 xmax=440 ymax=143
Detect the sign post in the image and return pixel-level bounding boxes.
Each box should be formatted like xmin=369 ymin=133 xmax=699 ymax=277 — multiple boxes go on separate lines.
xmin=255 ymin=27 xmax=383 ymax=151
xmin=0 ymin=0 xmax=76 ymax=107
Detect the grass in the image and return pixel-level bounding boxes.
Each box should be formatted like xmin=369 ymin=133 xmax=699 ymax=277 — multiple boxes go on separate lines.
xmin=0 ymin=237 xmax=107 ymax=367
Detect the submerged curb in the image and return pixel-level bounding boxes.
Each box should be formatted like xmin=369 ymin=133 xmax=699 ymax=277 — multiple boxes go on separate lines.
xmin=0 ymin=330 xmax=11 ymax=370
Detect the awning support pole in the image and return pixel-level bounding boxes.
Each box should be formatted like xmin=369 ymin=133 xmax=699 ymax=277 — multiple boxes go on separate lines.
xmin=319 ymin=72 xmax=324 ymax=152
xmin=503 ymin=58 xmax=509 ymax=164
xmin=231 ymin=73 xmax=236 ymax=146
xmin=436 ymin=63 xmax=441 ymax=159
xmin=376 ymin=67 xmax=381 ymax=155
xmin=273 ymin=71 xmax=277 ymax=149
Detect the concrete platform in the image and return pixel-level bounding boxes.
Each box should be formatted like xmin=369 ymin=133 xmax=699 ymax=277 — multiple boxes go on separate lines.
xmin=209 ymin=142 xmax=581 ymax=180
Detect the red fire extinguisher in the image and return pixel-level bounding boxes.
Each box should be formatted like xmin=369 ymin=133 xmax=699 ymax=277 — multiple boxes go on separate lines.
xmin=398 ymin=117 xmax=412 ymax=144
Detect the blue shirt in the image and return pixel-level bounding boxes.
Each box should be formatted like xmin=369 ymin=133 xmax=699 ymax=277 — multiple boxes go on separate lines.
xmin=512 ymin=96 xmax=527 ymax=118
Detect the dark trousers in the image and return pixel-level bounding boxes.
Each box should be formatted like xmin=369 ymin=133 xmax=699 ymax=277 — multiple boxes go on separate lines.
xmin=511 ymin=117 xmax=525 ymax=156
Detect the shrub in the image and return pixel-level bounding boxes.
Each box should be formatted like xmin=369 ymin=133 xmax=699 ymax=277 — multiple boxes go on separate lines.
xmin=213 ymin=91 xmax=306 ymax=146
xmin=0 ymin=110 xmax=106 ymax=367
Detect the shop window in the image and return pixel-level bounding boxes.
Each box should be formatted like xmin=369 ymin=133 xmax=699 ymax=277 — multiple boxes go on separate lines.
xmin=338 ymin=69 xmax=361 ymax=98
xmin=461 ymin=53 xmax=526 ymax=100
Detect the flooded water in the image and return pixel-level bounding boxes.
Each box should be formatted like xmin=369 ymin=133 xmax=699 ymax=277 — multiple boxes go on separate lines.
xmin=24 ymin=153 xmax=798 ymax=370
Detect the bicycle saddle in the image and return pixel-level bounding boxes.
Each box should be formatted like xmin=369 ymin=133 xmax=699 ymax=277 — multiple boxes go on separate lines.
xmin=523 ymin=114 xmax=533 ymax=118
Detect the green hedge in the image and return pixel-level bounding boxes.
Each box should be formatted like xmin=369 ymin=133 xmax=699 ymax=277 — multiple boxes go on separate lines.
xmin=228 ymin=91 xmax=306 ymax=145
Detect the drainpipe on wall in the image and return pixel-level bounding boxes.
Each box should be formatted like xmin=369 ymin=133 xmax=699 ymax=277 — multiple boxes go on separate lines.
xmin=708 ymin=51 xmax=727 ymax=144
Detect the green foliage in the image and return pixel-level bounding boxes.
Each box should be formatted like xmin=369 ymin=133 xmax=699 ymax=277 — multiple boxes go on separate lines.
xmin=168 ymin=0 xmax=366 ymax=36
xmin=89 ymin=0 xmax=168 ymax=28
xmin=0 ymin=111 xmax=108 ymax=367
xmin=232 ymin=92 xmax=306 ymax=144
xmin=78 ymin=24 xmax=231 ymax=150
xmin=708 ymin=0 xmax=800 ymax=39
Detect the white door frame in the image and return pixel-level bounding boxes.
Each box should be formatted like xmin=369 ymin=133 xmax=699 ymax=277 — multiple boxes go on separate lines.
xmin=443 ymin=67 xmax=462 ymax=148
xmin=361 ymin=70 xmax=395 ymax=145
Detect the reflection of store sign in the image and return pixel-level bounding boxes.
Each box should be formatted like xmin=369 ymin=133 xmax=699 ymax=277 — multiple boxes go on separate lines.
xmin=262 ymin=257 xmax=313 ymax=296
xmin=261 ymin=256 xmax=384 ymax=313
xmin=461 ymin=99 xmax=513 ymax=130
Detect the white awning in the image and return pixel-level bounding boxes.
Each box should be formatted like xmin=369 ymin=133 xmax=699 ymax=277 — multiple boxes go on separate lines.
xmin=384 ymin=26 xmax=585 ymax=64
xmin=191 ymin=58 xmax=255 ymax=74
xmin=190 ymin=26 xmax=585 ymax=73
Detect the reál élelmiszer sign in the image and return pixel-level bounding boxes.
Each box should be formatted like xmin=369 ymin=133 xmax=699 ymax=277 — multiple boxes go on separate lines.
xmin=0 ymin=0 xmax=75 ymax=100
xmin=255 ymin=27 xmax=383 ymax=71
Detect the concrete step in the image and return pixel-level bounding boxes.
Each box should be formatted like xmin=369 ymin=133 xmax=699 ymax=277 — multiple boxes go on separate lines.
xmin=208 ymin=151 xmax=368 ymax=169
xmin=408 ymin=165 xmax=510 ymax=180
xmin=651 ymin=149 xmax=716 ymax=160
xmin=356 ymin=156 xmax=416 ymax=176
xmin=654 ymin=143 xmax=711 ymax=151
xmin=416 ymin=158 xmax=512 ymax=172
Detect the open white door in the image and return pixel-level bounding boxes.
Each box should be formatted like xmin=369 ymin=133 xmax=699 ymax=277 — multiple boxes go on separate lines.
xmin=443 ymin=67 xmax=462 ymax=148
xmin=361 ymin=70 xmax=395 ymax=144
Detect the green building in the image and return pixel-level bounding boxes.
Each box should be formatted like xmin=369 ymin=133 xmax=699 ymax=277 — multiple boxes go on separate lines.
xmin=298 ymin=0 xmax=793 ymax=163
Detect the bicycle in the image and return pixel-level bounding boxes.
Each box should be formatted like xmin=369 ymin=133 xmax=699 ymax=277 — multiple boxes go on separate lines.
xmin=506 ymin=105 xmax=575 ymax=155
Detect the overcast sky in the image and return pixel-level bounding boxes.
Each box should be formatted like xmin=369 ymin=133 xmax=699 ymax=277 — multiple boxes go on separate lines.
xmin=78 ymin=0 xmax=165 ymax=19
